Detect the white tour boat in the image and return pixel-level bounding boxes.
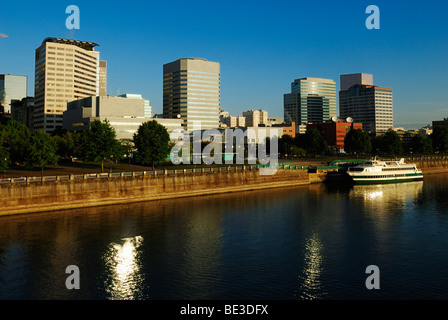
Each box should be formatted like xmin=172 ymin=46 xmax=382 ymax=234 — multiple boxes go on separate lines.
xmin=347 ymin=158 xmax=423 ymax=185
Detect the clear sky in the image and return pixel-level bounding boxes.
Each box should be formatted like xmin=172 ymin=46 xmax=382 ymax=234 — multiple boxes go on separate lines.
xmin=1 ymin=0 xmax=447 ymax=128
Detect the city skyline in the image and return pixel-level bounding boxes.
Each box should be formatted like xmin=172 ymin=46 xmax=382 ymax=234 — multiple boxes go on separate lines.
xmin=1 ymin=0 xmax=448 ymax=128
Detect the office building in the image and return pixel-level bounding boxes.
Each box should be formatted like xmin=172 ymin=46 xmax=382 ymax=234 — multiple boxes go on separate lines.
xmin=63 ymin=95 xmax=180 ymax=140
xmin=0 ymin=74 xmax=28 ymax=114
xmin=34 ymin=37 xmax=107 ymax=133
xmin=163 ymin=58 xmax=220 ymax=131
xmin=433 ymin=118 xmax=448 ymax=130
xmin=307 ymin=119 xmax=363 ymax=151
xmin=11 ymin=97 xmax=34 ymax=129
xmin=340 ymin=73 xmax=373 ymax=91
xmin=223 ymin=115 xmax=246 ymax=128
xmin=272 ymin=122 xmax=296 ymax=138
xmin=283 ymin=77 xmax=336 ymax=127
xmin=339 ymin=74 xmax=393 ymax=134
xmin=267 ymin=118 xmax=282 ymax=126
xmin=119 ymin=93 xmax=152 ymax=118
xmin=243 ymin=109 xmax=268 ymax=127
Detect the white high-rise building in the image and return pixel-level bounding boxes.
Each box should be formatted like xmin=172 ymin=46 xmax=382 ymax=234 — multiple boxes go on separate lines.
xmin=34 ymin=37 xmax=107 ymax=132
xmin=163 ymin=58 xmax=220 ymax=131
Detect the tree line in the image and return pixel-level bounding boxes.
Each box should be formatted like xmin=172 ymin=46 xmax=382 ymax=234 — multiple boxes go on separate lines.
xmin=0 ymin=119 xmax=171 ymax=174
xmin=278 ymin=126 xmax=448 ymax=158
xmin=1 ymin=118 xmax=447 ymax=175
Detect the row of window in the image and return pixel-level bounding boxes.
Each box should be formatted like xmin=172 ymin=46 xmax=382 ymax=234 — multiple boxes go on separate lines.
xmin=46 ymin=88 xmax=72 ymax=93
xmin=174 ymin=70 xmax=219 ymax=76
xmin=74 ymin=54 xmax=97 ymax=66
xmin=382 ymin=167 xmax=415 ymax=171
xmin=166 ymin=73 xmax=219 ymax=79
xmin=46 ymin=92 xmax=73 ymax=97
xmin=74 ymin=79 xmax=96 ymax=88
xmin=47 ymin=56 xmax=73 ymax=61
xmin=74 ymin=61 xmax=97 ymax=74
xmin=358 ymin=174 xmax=410 ymax=178
xmin=47 ymin=46 xmax=73 ymax=51
xmin=163 ymin=87 xmax=220 ymax=93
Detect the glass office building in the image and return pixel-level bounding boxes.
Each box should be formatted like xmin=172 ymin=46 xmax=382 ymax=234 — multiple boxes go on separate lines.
xmin=0 ymin=74 xmax=28 ymax=114
xmin=163 ymin=58 xmax=220 ymax=132
xmin=283 ymin=77 xmax=336 ymax=125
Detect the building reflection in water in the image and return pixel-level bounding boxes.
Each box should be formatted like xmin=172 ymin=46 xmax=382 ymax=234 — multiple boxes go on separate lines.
xmin=103 ymin=235 xmax=145 ymax=300
xmin=296 ymin=233 xmax=326 ymax=300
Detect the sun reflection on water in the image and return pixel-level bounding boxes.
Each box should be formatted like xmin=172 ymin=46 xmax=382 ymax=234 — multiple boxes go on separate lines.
xmin=296 ymin=233 xmax=326 ymax=300
xmin=103 ymin=235 xmax=145 ymax=300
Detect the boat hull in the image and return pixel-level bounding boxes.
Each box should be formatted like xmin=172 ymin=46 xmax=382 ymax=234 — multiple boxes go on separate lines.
xmin=350 ymin=174 xmax=424 ymax=185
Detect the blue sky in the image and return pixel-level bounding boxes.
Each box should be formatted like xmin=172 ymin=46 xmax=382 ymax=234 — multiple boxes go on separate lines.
xmin=1 ymin=0 xmax=447 ymax=128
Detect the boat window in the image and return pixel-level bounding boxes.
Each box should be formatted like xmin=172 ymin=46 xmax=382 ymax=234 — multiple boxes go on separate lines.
xmin=349 ymin=168 xmax=364 ymax=172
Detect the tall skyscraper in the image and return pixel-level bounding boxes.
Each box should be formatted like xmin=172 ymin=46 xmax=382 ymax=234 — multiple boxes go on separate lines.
xmin=283 ymin=77 xmax=336 ymax=126
xmin=163 ymin=58 xmax=220 ymax=131
xmin=34 ymin=37 xmax=107 ymax=132
xmin=0 ymin=74 xmax=28 ymax=114
xmin=339 ymin=73 xmax=393 ymax=135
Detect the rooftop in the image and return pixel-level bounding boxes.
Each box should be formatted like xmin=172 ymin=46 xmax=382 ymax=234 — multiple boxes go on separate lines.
xmin=42 ymin=37 xmax=99 ymax=51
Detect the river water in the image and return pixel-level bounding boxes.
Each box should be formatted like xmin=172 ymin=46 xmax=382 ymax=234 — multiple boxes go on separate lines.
xmin=1 ymin=173 xmax=448 ymax=300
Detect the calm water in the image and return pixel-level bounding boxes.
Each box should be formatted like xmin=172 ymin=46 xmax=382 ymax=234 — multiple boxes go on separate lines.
xmin=1 ymin=173 xmax=448 ymax=300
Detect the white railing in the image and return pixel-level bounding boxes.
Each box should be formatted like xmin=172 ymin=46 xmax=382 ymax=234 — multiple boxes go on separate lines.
xmin=0 ymin=165 xmax=265 ymax=185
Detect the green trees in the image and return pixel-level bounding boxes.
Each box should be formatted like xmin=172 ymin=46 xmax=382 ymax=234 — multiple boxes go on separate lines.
xmin=52 ymin=131 xmax=77 ymax=160
xmin=2 ymin=115 xmax=448 ymax=179
xmin=0 ymin=128 xmax=9 ymax=173
xmin=133 ymin=120 xmax=170 ymax=170
xmin=0 ymin=119 xmax=173 ymax=174
xmin=372 ymin=130 xmax=403 ymax=156
xmin=305 ymin=128 xmax=327 ymax=156
xmin=344 ymin=129 xmax=372 ymax=155
xmin=278 ymin=135 xmax=295 ymax=157
xmin=27 ymin=130 xmax=59 ymax=176
xmin=409 ymin=133 xmax=433 ymax=154
xmin=278 ymin=135 xmax=306 ymax=158
xmin=1 ymin=120 xmax=31 ymax=165
xmin=79 ymin=120 xmax=123 ymax=172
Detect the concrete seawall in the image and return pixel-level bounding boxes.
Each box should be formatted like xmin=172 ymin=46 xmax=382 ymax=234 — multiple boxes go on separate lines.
xmin=0 ymin=169 xmax=321 ymax=216
xmin=416 ymin=159 xmax=448 ymax=174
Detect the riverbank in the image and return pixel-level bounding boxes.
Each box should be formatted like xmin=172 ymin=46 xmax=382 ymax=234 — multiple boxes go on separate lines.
xmin=0 ymin=168 xmax=323 ymax=217
xmin=416 ymin=159 xmax=448 ymax=174
xmin=2 ymin=157 xmax=447 ymax=217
